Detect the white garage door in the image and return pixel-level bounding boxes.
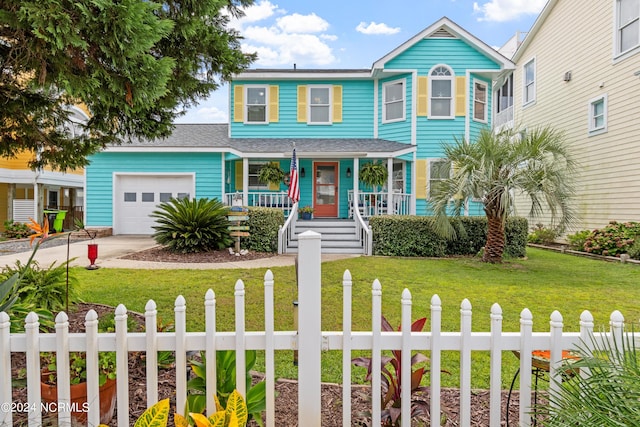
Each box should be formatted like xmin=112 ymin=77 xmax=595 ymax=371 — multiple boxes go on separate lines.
xmin=114 ymin=174 xmax=194 ymax=235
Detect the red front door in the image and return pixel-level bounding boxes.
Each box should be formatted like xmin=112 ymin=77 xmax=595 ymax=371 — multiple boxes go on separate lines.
xmin=313 ymin=162 xmax=338 ymax=217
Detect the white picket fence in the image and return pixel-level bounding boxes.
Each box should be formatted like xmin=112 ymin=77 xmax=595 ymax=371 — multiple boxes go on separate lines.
xmin=0 ymin=231 xmax=633 ymax=426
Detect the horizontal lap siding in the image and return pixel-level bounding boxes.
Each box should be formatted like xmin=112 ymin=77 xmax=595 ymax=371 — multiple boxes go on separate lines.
xmin=515 ymin=0 xmax=640 ymax=230
xmin=86 ymin=152 xmax=222 ymax=227
xmin=385 ymin=38 xmax=500 ymax=74
xmin=230 ymin=80 xmax=374 ymax=139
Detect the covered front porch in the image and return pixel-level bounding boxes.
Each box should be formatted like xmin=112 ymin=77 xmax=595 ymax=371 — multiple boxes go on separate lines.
xmin=221 ymin=138 xmax=416 ymax=220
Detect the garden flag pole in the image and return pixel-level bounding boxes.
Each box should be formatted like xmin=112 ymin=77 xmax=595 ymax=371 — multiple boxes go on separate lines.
xmin=288 ymin=144 xmax=300 ymax=203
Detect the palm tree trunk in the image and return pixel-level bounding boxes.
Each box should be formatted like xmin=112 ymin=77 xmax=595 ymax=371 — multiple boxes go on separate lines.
xmin=483 ymin=213 xmax=505 ymax=263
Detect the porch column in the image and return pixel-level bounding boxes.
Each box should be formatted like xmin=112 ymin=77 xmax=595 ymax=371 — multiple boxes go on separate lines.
xmin=352 ymin=158 xmax=359 ymax=215
xmin=411 ymin=152 xmax=417 ymax=215
xmin=242 ymin=157 xmax=249 ymax=207
xmin=7 ymin=184 xmax=15 ymax=223
xmin=387 ymin=157 xmax=393 ymax=215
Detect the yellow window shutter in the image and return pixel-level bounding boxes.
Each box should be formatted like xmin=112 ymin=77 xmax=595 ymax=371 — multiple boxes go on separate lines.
xmin=269 ymin=85 xmax=279 ymax=122
xmin=455 ymin=76 xmax=466 ymax=117
xmin=332 ymin=85 xmax=343 ymax=122
xmin=234 ymin=160 xmax=243 ymax=191
xmin=415 ymin=159 xmax=427 ymax=199
xmin=417 ymin=76 xmax=428 ymax=117
xmin=233 ymin=85 xmax=244 ymax=122
xmin=297 ymin=85 xmax=307 ymax=122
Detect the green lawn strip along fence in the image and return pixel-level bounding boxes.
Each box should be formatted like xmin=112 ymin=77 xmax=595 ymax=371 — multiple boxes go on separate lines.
xmin=370 ymin=215 xmax=528 ymax=258
xmin=74 ymin=247 xmax=640 ymax=389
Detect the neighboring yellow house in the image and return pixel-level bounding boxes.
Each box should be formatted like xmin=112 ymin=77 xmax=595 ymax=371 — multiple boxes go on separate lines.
xmin=0 ymin=106 xmax=88 ymax=231
xmin=500 ymin=0 xmax=640 ymax=232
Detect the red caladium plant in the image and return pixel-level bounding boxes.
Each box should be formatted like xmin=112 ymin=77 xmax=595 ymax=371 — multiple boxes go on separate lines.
xmin=352 ymin=315 xmax=443 ymax=426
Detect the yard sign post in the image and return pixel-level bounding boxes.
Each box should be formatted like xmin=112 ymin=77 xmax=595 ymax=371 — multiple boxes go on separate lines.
xmin=297 ymin=230 xmax=321 ymax=427
xmin=228 ymin=207 xmax=250 ymax=253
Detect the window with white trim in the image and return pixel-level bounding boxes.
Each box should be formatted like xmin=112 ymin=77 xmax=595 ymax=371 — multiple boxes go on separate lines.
xmin=429 ymin=65 xmax=453 ymax=118
xmin=428 ymin=159 xmax=451 ymax=198
xmin=523 ymin=59 xmax=536 ymax=105
xmin=616 ymin=0 xmax=640 ymax=56
xmin=383 ymin=79 xmax=405 ymax=122
xmin=248 ymin=161 xmax=268 ymax=190
xmin=496 ymin=75 xmax=513 ymax=113
xmin=588 ymin=94 xmax=608 ymax=135
xmin=245 ymin=86 xmax=267 ymax=123
xmin=473 ymin=80 xmax=488 ymax=122
xmin=309 ymin=86 xmax=331 ymax=124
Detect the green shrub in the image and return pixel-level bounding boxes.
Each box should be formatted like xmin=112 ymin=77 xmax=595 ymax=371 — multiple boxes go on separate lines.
xmin=242 ymin=207 xmax=284 ymax=253
xmin=566 ymin=229 xmax=591 ymax=251
xmin=628 ymin=239 xmax=640 ymax=260
xmin=3 ymin=220 xmax=31 ymax=239
xmin=151 ymin=197 xmax=233 ymax=253
xmin=370 ymin=215 xmax=528 ymax=258
xmin=527 ymin=223 xmax=558 ymax=245
xmin=1 ymin=259 xmax=79 ymax=313
xmin=582 ymin=221 xmax=640 ymax=257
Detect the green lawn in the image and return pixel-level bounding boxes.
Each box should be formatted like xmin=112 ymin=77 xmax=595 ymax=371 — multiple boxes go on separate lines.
xmin=73 ymin=248 xmax=640 ymax=389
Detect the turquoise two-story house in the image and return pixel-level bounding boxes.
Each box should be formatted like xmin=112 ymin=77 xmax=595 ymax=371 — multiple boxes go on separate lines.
xmin=85 ymin=17 xmax=513 ymax=252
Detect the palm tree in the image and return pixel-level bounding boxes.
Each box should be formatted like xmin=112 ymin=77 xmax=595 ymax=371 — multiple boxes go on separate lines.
xmin=430 ymin=126 xmax=576 ymax=263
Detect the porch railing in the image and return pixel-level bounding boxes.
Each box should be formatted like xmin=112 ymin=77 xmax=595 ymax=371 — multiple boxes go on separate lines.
xmin=277 ymin=203 xmax=298 ymax=254
xmin=225 ymin=192 xmax=293 ymax=216
xmin=348 ymin=191 xmax=411 ymax=218
xmin=352 ymin=198 xmax=372 ymax=256
xmin=494 ymin=105 xmax=514 ymax=129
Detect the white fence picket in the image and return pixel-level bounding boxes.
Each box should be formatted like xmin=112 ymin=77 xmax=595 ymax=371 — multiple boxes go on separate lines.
xmin=342 ymin=269 xmax=353 ymax=427
xmin=0 ymin=312 xmax=11 ymax=426
xmin=430 ymin=294 xmax=442 ymax=427
xmin=205 ymin=289 xmax=217 ymax=416
xmin=115 ymin=304 xmax=129 ymax=426
xmin=489 ymin=303 xmax=503 ymax=427
xmin=264 ymin=270 xmax=276 ymax=427
xmin=2 ymin=236 xmax=638 ymax=427
xmin=85 ymin=309 xmax=100 ymax=427
xmin=145 ymin=300 xmax=158 ymax=406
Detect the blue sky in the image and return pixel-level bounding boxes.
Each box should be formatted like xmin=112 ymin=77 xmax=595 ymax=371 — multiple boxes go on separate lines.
xmin=175 ymin=0 xmax=547 ymax=124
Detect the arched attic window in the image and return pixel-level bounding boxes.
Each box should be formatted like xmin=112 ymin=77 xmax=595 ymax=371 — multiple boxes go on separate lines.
xmin=429 ymin=65 xmax=454 ymax=118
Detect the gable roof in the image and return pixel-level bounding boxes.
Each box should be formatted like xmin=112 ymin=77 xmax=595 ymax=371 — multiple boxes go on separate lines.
xmin=107 ymin=124 xmax=415 ymax=158
xmin=372 ymin=16 xmax=514 ymax=71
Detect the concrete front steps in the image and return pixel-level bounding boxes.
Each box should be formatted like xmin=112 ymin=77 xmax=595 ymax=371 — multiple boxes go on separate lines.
xmin=286 ymin=218 xmax=364 ymax=254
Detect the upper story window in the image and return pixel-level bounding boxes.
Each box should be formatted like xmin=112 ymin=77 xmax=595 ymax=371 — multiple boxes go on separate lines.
xmin=309 ymin=86 xmax=331 ymax=124
xmin=617 ymin=0 xmax=640 ymax=56
xmin=523 ymin=58 xmax=536 ymax=106
xmin=473 ymin=81 xmax=488 ymax=123
xmin=429 ymin=65 xmax=454 ymax=118
xmin=245 ymin=86 xmax=267 ymax=123
xmin=588 ymin=94 xmax=608 ymax=135
xmin=383 ymin=79 xmax=405 ymax=122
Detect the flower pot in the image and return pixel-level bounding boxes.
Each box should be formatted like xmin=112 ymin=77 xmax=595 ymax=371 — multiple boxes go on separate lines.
xmin=41 ymin=373 xmax=116 ymax=425
xmin=301 ymin=212 xmax=312 ymax=220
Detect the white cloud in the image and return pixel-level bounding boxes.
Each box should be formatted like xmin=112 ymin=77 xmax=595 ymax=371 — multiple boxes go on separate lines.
xmin=473 ymin=0 xmax=546 ymax=22
xmin=231 ymin=3 xmax=337 ymax=67
xmin=276 ymin=13 xmax=329 ymax=33
xmin=355 ymin=21 xmax=401 ymax=35
xmin=175 ymin=105 xmax=228 ymax=124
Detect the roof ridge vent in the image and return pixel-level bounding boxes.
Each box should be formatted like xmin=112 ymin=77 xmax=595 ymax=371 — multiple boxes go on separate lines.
xmin=430 ymin=27 xmax=456 ymax=38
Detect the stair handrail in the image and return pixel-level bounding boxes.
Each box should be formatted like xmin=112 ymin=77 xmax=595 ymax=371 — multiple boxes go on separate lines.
xmin=353 ymin=198 xmax=372 ymax=256
xmin=278 ymin=202 xmax=298 ymax=254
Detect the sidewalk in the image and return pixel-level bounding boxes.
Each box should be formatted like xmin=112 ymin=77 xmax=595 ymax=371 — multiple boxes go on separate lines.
xmin=0 ymin=235 xmax=356 ymax=269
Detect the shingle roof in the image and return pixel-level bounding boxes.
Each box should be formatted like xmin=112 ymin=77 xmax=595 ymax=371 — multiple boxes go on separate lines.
xmin=110 ymin=124 xmax=415 ymax=158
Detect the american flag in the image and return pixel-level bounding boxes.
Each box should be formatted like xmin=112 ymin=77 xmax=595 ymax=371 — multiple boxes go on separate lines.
xmin=287 ymin=147 xmax=300 ymax=203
